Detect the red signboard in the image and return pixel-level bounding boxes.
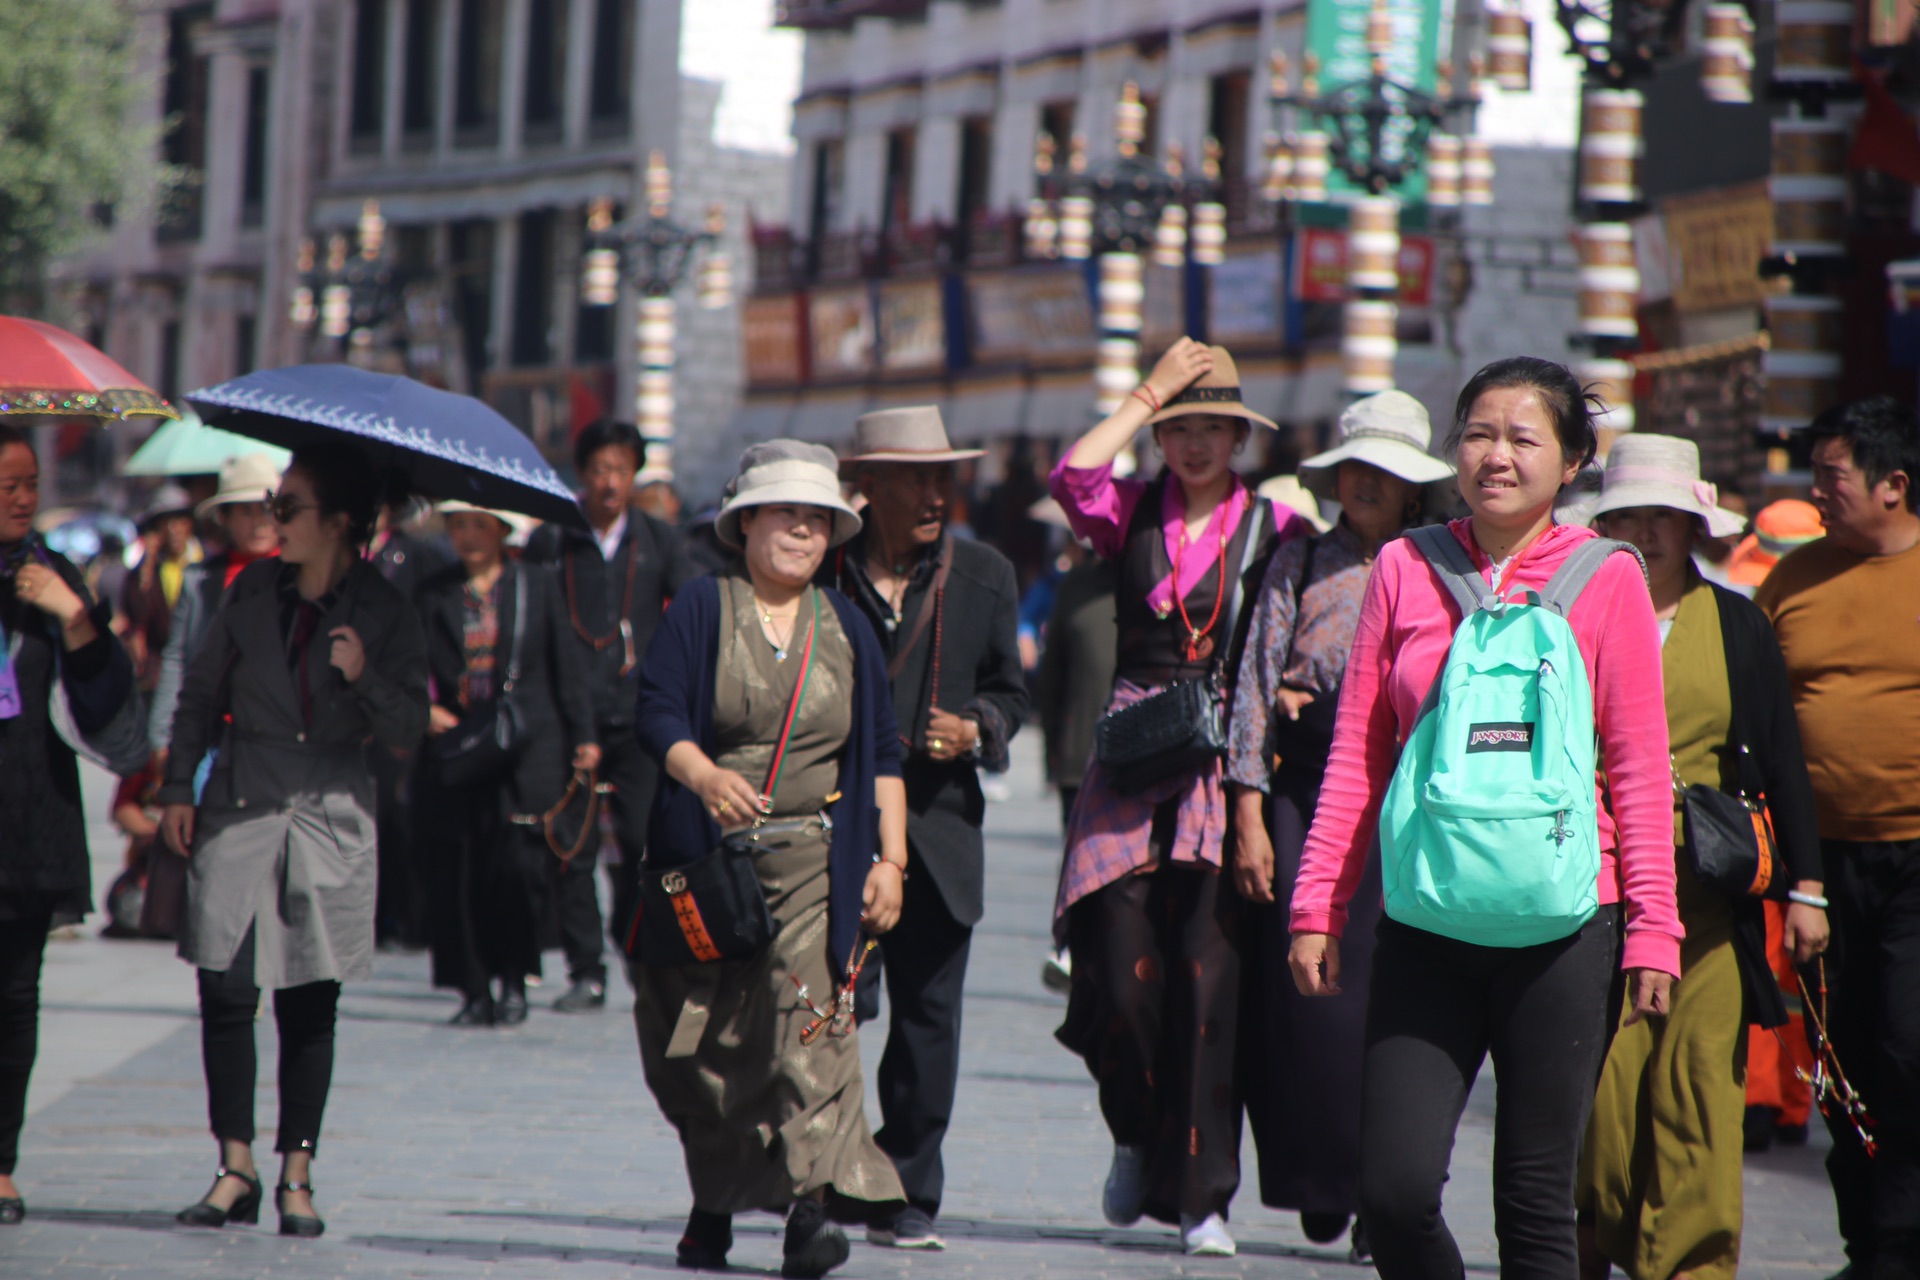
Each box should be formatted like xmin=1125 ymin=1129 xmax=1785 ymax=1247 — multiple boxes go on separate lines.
xmin=1293 ymin=228 xmax=1436 ymax=306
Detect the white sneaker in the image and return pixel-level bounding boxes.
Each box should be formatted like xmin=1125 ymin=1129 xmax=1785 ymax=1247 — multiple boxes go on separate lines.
xmin=1181 ymin=1213 xmax=1236 ymax=1257
xmin=1102 ymin=1145 xmax=1147 ymax=1226
xmin=1040 ymin=949 xmax=1072 ymax=993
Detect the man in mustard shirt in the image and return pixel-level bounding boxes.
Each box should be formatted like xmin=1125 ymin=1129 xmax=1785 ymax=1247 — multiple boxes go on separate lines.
xmin=1758 ymin=396 xmax=1920 ymax=1280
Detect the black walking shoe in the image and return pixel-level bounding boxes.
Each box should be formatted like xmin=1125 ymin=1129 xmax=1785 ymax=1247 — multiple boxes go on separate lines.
xmin=276 ymin=1181 xmax=325 ymax=1238
xmin=1744 ymin=1104 xmax=1777 ymax=1152
xmin=1349 ymin=1219 xmax=1373 ymax=1265
xmin=1301 ymin=1212 xmax=1350 ymax=1245
xmin=781 ymin=1199 xmax=849 ymax=1278
xmin=0 ymin=1197 xmax=24 ymax=1225
xmin=176 ymin=1167 xmax=262 ymax=1227
xmin=676 ymin=1207 xmax=733 ymax=1270
xmin=449 ymin=995 xmax=496 ymax=1027
xmin=497 ymin=982 xmax=529 ymax=1026
xmin=867 ymin=1205 xmax=944 ymax=1249
xmin=552 ymin=978 xmax=606 ymax=1013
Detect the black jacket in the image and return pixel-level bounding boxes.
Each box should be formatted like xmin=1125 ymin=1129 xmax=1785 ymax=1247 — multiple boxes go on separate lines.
xmin=824 ymin=530 xmax=1027 ymax=926
xmin=525 ymin=513 xmax=698 ymax=731
xmin=1709 ymin=581 xmax=1824 ymax=1028
xmin=414 ymin=561 xmax=596 ymax=812
xmin=371 ymin=526 xmax=453 ymax=603
xmin=0 ymin=548 xmax=135 ymax=919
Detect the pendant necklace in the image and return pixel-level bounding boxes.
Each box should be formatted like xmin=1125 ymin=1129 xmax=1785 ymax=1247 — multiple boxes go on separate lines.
xmin=757 ymin=594 xmax=800 ymax=662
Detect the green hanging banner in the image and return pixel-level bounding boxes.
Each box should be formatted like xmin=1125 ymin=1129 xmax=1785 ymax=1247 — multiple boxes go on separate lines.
xmin=1302 ymin=0 xmax=1446 ymax=203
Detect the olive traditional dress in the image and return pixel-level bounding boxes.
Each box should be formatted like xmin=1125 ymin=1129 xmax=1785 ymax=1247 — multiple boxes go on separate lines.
xmin=1578 ymin=572 xmax=1745 ymax=1279
xmin=633 ymin=574 xmax=903 ymax=1214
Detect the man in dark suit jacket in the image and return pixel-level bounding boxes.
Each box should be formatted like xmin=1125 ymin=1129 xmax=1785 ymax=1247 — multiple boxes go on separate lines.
xmin=822 ymin=406 xmax=1027 ymax=1249
xmin=523 ymin=421 xmax=699 ymax=1012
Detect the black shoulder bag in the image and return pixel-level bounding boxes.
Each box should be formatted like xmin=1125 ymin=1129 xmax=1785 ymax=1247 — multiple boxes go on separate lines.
xmin=635 ymin=589 xmax=820 ymax=967
xmin=1676 ymin=751 xmax=1785 ymax=900
xmin=1093 ymin=499 xmax=1265 ymax=792
xmin=430 ymin=565 xmax=529 ymax=788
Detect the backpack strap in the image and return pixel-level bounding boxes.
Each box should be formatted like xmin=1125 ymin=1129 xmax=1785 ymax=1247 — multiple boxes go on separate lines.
xmin=1404 ymin=524 xmax=1491 ymax=621
xmin=1537 ymin=537 xmax=1648 ymax=618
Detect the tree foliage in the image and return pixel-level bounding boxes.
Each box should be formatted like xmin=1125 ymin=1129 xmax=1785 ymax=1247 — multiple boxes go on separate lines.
xmin=0 ymin=0 xmax=152 ymax=300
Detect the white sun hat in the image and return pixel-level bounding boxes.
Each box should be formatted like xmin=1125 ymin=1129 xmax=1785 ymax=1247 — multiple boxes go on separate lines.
xmin=1591 ymin=434 xmax=1746 ymax=539
xmin=1255 ymin=474 xmax=1333 ymax=533
xmin=716 ymin=440 xmax=863 ymax=550
xmin=1297 ymin=389 xmax=1457 ymax=502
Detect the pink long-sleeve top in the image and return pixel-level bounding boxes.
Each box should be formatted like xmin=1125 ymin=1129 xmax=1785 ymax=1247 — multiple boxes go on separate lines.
xmin=1290 ymin=518 xmax=1685 ymax=977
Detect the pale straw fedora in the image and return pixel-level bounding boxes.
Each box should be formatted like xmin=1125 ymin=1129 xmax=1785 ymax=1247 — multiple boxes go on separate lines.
xmin=845 ymin=406 xmax=985 ymax=464
xmin=1591 ymin=434 xmax=1745 ymax=539
xmin=195 ymin=452 xmax=281 ymax=519
xmin=1255 ymin=474 xmax=1333 ymax=533
xmin=715 ymin=440 xmax=864 ymax=550
xmin=435 ymin=498 xmax=537 ymax=543
xmin=1297 ymin=389 xmax=1456 ymax=502
xmin=1143 ymin=345 xmax=1279 ymax=431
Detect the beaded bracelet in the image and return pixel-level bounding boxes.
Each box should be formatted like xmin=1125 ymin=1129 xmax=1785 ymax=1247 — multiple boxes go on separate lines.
xmin=871 ymin=854 xmax=908 ymax=880
xmin=1787 ymin=889 xmax=1829 ymax=909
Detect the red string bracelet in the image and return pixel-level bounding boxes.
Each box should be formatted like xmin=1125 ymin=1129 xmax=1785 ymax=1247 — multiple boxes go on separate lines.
xmin=1130 ymin=385 xmax=1161 ymax=413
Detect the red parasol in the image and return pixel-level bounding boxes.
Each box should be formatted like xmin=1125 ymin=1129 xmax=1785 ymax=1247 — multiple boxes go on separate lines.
xmin=0 ymin=315 xmax=179 ymax=421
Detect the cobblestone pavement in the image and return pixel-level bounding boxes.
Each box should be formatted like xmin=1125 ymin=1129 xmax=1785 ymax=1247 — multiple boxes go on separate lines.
xmin=3 ymin=746 xmax=1845 ymax=1278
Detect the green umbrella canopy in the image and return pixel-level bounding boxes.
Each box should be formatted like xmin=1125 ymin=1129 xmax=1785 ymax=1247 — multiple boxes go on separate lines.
xmin=123 ymin=407 xmax=292 ymax=477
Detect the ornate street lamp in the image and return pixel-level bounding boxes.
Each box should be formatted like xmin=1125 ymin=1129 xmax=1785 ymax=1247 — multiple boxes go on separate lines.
xmin=290 ymin=200 xmax=404 ymax=350
xmin=580 ymin=151 xmax=733 ymax=484
xmin=1028 ymin=84 xmax=1227 ymax=417
xmin=1265 ymin=0 xmax=1486 ymax=395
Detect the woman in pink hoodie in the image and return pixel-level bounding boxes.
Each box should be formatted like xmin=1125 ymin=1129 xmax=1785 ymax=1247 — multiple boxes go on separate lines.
xmin=1289 ymin=357 xmax=1683 ymax=1280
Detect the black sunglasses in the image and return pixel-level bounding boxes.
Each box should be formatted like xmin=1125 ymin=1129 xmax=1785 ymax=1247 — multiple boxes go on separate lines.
xmin=264 ymin=490 xmax=319 ymax=525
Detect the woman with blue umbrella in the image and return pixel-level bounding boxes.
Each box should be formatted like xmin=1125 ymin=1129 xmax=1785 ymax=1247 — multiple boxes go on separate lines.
xmin=161 ymin=441 xmax=428 ymax=1237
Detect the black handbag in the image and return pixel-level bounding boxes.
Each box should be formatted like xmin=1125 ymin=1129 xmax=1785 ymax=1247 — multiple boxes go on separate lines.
xmin=1682 ymin=781 xmax=1783 ymax=900
xmin=1094 ymin=499 xmax=1264 ymax=792
xmin=1674 ymin=754 xmax=1783 ymax=899
xmin=636 ymin=590 xmax=819 ymax=967
xmin=430 ymin=565 xmax=529 ymax=789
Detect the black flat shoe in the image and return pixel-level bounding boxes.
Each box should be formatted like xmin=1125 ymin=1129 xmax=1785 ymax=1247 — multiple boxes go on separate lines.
xmin=0 ymin=1197 xmax=23 ymax=1225
xmin=177 ymin=1167 xmax=262 ymax=1227
xmin=1350 ymin=1219 xmax=1373 ymax=1265
xmin=1301 ymin=1211 xmax=1351 ymax=1245
xmin=781 ymin=1200 xmax=848 ymax=1279
xmin=676 ymin=1207 xmax=733 ymax=1270
xmin=449 ymin=995 xmax=496 ymax=1027
xmin=276 ymin=1181 xmax=325 ymax=1238
xmin=497 ymin=983 xmax=529 ymax=1026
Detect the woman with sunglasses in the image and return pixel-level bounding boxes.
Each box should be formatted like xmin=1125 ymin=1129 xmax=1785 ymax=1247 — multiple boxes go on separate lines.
xmin=160 ymin=442 xmax=428 ymax=1238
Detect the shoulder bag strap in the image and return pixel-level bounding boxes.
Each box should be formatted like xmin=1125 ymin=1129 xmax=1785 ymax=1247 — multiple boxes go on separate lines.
xmin=503 ymin=564 xmax=528 ymax=692
xmin=1537 ymin=536 xmax=1648 ymax=618
xmin=1212 ymin=494 xmax=1270 ymax=677
xmin=886 ymin=530 xmax=955 ymax=683
xmin=1405 ymin=524 xmax=1490 ymax=621
xmin=761 ymin=589 xmax=821 ymax=808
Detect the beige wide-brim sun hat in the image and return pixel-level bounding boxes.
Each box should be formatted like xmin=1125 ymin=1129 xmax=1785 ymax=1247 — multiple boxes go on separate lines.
xmin=1298 ymin=389 xmax=1456 ymax=504
xmin=435 ymin=498 xmax=537 ymax=543
xmin=1591 ymin=434 xmax=1746 ymax=539
xmin=716 ymin=440 xmax=863 ymax=550
xmin=1144 ymin=345 xmax=1280 ymax=431
xmin=195 ymin=452 xmax=282 ymax=519
xmin=1255 ymin=474 xmax=1333 ymax=533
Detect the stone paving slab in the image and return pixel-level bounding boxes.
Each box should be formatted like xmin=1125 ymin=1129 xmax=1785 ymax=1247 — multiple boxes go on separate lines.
xmin=0 ymin=744 xmax=1847 ymax=1278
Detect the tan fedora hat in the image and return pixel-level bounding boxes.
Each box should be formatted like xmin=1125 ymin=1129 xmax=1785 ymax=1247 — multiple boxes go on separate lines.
xmin=716 ymin=440 xmax=864 ymax=550
xmin=195 ymin=452 xmax=282 ymax=519
xmin=1591 ymin=434 xmax=1746 ymax=539
xmin=1144 ymin=346 xmax=1279 ymax=431
xmin=844 ymin=406 xmax=985 ymax=465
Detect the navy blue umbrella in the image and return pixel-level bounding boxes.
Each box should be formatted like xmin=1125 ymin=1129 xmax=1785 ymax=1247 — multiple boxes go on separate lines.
xmin=187 ymin=365 xmax=584 ymax=528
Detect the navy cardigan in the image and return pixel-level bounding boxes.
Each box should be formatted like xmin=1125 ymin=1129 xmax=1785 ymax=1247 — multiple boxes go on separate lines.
xmin=632 ymin=574 xmax=902 ymax=965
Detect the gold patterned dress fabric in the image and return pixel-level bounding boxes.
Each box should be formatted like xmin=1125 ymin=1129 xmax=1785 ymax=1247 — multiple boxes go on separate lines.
xmin=633 ymin=573 xmax=902 ymax=1216
xmin=1579 ymin=572 xmax=1745 ymax=1279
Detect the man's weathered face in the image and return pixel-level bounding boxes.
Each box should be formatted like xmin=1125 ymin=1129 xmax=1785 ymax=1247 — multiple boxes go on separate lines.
xmin=1810 ymin=435 xmax=1907 ymax=552
xmin=581 ymin=443 xmax=640 ymax=527
xmin=858 ymin=462 xmax=953 ymax=549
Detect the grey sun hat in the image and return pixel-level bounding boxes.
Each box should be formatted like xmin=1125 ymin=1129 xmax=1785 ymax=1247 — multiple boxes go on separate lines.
xmin=138 ymin=483 xmax=196 ymax=529
xmin=715 ymin=440 xmax=864 ymax=550
xmin=1591 ymin=434 xmax=1746 ymax=539
xmin=845 ymin=406 xmax=986 ymax=464
xmin=1297 ymin=390 xmax=1457 ymax=502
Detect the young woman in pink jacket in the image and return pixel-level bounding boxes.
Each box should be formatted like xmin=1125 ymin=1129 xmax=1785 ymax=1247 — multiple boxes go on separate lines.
xmin=1288 ymin=357 xmax=1684 ymax=1279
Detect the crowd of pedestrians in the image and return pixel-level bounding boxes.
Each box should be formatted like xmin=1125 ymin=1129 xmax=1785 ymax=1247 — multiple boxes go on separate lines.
xmin=0 ymin=342 xmax=1914 ymax=1280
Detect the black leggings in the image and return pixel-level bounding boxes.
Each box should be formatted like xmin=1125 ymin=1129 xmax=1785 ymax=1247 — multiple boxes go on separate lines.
xmin=0 ymin=910 xmax=51 ymax=1176
xmin=198 ymin=927 xmax=341 ymax=1154
xmin=1358 ymin=906 xmax=1618 ymax=1280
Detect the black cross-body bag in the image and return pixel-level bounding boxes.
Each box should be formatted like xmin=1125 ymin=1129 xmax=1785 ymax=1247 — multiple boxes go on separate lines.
xmin=1094 ymin=503 xmax=1264 ymax=792
xmin=430 ymin=565 xmax=529 ymax=788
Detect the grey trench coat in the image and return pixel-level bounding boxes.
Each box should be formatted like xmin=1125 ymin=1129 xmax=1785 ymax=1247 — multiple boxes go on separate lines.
xmin=158 ymin=559 xmax=428 ymax=988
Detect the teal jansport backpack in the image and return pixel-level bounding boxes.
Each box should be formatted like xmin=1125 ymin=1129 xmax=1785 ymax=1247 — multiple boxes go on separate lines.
xmin=1379 ymin=526 xmax=1645 ymax=948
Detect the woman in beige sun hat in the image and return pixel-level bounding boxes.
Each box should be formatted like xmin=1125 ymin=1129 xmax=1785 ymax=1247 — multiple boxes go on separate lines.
xmin=1223 ymin=388 xmax=1454 ymax=1259
xmin=1576 ymin=432 xmax=1825 ymax=1280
